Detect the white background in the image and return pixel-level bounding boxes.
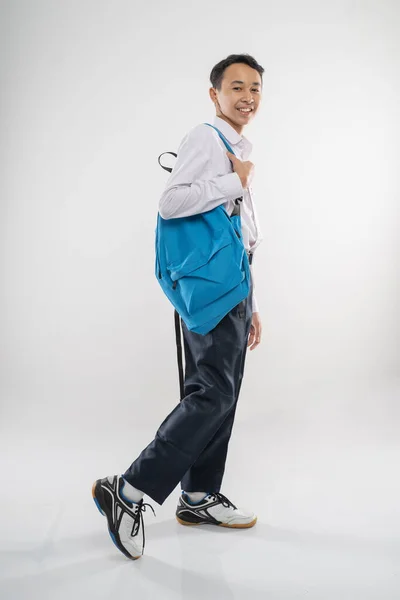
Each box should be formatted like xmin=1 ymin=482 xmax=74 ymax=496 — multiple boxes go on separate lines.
xmin=1 ymin=1 xmax=399 ymax=598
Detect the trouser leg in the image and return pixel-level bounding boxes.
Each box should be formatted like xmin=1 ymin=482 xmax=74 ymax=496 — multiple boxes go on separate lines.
xmin=180 ymin=280 xmax=253 ymax=493
xmin=122 ymin=282 xmax=253 ymax=506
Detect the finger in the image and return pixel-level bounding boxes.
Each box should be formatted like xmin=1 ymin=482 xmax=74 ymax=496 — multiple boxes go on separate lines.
xmin=249 ymin=332 xmax=261 ymax=351
xmin=247 ymin=330 xmax=255 ymax=347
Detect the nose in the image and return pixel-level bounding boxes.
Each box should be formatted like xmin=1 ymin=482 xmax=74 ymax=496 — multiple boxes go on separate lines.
xmin=242 ymin=92 xmax=255 ymax=104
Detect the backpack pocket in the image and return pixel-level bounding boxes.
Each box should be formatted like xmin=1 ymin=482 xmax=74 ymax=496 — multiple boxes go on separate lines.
xmin=168 ymin=237 xmax=245 ymax=315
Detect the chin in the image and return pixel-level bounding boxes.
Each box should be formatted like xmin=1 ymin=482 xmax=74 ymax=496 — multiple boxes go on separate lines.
xmin=234 ymin=112 xmax=255 ymax=124
xmin=231 ymin=113 xmax=247 ymax=125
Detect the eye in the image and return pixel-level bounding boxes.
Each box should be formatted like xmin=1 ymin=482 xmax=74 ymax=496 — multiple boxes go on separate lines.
xmin=233 ymin=87 xmax=260 ymax=93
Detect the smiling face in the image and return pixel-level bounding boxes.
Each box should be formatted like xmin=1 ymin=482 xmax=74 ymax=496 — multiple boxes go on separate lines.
xmin=209 ymin=62 xmax=262 ymax=134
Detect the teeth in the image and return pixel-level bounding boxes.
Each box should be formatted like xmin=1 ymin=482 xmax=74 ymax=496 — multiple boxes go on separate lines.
xmin=238 ymin=108 xmax=251 ymax=113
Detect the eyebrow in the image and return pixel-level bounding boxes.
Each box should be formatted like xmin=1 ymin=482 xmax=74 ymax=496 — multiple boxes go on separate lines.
xmin=230 ymin=80 xmax=261 ymax=86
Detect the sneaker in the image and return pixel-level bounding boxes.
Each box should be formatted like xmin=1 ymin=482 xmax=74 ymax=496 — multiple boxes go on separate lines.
xmin=176 ymin=491 xmax=257 ymax=528
xmin=92 ymin=474 xmax=155 ymax=559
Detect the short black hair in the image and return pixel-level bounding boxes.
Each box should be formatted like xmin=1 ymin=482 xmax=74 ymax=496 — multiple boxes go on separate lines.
xmin=210 ymin=54 xmax=264 ymax=91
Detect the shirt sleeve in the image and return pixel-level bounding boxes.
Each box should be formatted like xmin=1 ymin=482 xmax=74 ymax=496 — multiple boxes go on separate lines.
xmin=158 ymin=127 xmax=244 ymax=219
xmin=252 ymin=290 xmax=259 ymax=313
xmin=250 ymin=264 xmax=259 ymax=313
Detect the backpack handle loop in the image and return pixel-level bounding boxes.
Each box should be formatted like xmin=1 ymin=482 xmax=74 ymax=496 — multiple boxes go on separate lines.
xmin=158 ymin=152 xmax=177 ymax=173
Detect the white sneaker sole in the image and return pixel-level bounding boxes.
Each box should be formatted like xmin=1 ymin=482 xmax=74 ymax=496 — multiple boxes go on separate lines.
xmin=176 ymin=515 xmax=258 ymax=528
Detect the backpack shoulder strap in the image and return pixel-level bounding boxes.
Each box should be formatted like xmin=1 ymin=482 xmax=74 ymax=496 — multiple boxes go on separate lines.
xmin=174 ymin=310 xmax=185 ymax=400
xmin=203 ymin=123 xmax=243 ymax=213
xmin=203 ymin=123 xmax=235 ymax=155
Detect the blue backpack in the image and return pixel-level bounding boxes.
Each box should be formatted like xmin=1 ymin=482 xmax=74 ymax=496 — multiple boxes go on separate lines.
xmin=156 ymin=123 xmax=253 ymax=398
xmin=156 ymin=123 xmax=252 ymax=340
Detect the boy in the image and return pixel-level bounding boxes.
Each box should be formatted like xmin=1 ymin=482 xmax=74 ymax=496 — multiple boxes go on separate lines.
xmin=92 ymin=53 xmax=264 ymax=560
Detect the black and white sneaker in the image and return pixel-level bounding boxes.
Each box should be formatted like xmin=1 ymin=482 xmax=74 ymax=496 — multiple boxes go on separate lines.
xmin=92 ymin=474 xmax=155 ymax=559
xmin=176 ymin=491 xmax=257 ymax=528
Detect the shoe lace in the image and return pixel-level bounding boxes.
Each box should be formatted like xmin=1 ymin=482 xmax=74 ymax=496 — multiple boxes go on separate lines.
xmin=209 ymin=492 xmax=237 ymax=510
xmin=131 ymin=501 xmax=156 ymax=554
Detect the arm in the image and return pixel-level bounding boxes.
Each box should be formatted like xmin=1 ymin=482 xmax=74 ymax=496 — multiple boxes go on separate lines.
xmin=252 ymin=290 xmax=259 ymax=313
xmin=250 ymin=264 xmax=259 ymax=313
xmin=248 ymin=263 xmax=262 ymax=351
xmin=159 ymin=128 xmax=244 ymax=219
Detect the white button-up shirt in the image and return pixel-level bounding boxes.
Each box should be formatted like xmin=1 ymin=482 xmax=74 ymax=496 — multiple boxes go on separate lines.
xmin=159 ymin=115 xmax=263 ymax=312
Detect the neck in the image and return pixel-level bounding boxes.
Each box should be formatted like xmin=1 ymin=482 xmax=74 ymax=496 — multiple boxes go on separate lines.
xmin=215 ymin=113 xmax=244 ymax=136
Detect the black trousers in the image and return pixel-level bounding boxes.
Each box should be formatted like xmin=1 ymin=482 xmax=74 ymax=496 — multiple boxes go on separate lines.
xmin=122 ymin=278 xmax=253 ymax=505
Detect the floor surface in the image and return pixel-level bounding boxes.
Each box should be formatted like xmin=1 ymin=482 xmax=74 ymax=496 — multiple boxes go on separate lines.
xmin=1 ymin=380 xmax=399 ymax=599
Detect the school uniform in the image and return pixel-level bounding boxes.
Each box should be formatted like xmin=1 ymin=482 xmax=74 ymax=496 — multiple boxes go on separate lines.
xmin=121 ymin=116 xmax=263 ymax=505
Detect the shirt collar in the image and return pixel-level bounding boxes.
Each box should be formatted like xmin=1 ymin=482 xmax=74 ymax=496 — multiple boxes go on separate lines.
xmin=212 ymin=116 xmax=252 ymax=158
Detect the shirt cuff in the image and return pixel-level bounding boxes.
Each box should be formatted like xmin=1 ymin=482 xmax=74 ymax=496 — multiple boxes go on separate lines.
xmin=250 ymin=263 xmax=259 ymax=313
xmin=218 ymin=172 xmax=244 ymax=200
xmin=251 ymin=290 xmax=259 ymax=313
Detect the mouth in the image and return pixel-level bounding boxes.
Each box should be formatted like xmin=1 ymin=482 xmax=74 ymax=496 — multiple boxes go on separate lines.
xmin=236 ymin=107 xmax=254 ymax=117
